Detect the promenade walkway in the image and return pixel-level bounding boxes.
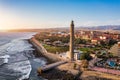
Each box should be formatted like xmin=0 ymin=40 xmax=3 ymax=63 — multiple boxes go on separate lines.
xmin=38 ymin=61 xmax=67 ymax=73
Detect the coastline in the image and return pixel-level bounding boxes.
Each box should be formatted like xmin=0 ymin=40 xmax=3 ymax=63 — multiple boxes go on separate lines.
xmin=28 ymin=39 xmax=54 ymax=64
xmin=29 ymin=37 xmax=60 ymax=62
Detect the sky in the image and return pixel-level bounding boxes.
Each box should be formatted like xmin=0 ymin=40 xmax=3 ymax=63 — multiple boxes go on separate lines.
xmin=0 ymin=0 xmax=120 ymax=30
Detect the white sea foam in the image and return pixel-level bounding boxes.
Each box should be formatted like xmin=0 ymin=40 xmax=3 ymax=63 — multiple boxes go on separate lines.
xmin=0 ymin=32 xmax=37 ymax=80
xmin=0 ymin=55 xmax=10 ymax=58
xmin=7 ymin=60 xmax=32 ymax=80
xmin=0 ymin=39 xmax=33 ymax=79
xmin=6 ymin=40 xmax=33 ymax=53
xmin=33 ymin=58 xmax=46 ymax=65
xmin=0 ymin=55 xmax=10 ymax=64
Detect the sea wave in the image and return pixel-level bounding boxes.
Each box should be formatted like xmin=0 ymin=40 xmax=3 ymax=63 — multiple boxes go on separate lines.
xmin=0 ymin=32 xmax=37 ymax=80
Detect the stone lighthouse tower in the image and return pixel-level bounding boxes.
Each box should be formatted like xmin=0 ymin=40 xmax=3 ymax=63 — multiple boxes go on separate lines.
xmin=69 ymin=20 xmax=74 ymax=61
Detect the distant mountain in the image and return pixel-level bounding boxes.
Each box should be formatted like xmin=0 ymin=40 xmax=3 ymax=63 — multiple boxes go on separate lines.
xmin=79 ymin=25 xmax=120 ymax=30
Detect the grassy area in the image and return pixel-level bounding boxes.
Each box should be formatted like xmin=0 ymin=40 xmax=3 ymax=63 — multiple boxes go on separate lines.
xmin=79 ymin=48 xmax=91 ymax=53
xmin=43 ymin=44 xmax=69 ymax=53
xmin=79 ymin=47 xmax=101 ymax=53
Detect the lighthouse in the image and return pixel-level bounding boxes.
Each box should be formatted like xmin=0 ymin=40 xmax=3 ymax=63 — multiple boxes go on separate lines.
xmin=69 ymin=20 xmax=74 ymax=61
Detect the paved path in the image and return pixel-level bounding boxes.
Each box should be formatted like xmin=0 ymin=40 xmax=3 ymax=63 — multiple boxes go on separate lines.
xmin=40 ymin=61 xmax=67 ymax=72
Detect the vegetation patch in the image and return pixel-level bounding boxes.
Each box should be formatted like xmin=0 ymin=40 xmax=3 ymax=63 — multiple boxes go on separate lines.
xmin=43 ymin=44 xmax=69 ymax=53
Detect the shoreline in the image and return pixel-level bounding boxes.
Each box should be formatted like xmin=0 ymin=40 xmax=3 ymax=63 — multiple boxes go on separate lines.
xmin=28 ymin=39 xmax=55 ymax=64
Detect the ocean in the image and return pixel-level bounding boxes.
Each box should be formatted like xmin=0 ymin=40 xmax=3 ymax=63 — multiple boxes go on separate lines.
xmin=0 ymin=32 xmax=46 ymax=80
